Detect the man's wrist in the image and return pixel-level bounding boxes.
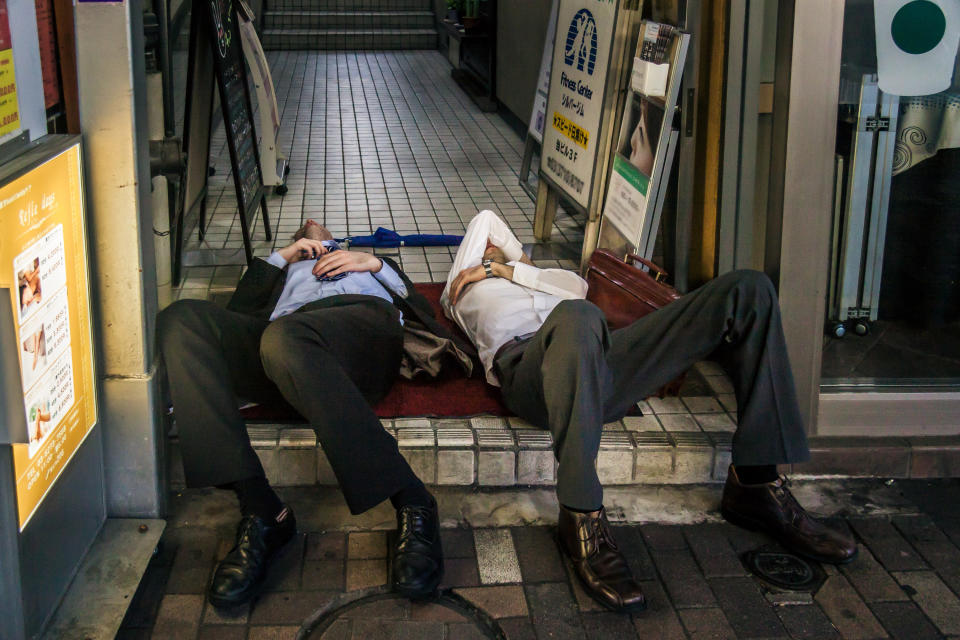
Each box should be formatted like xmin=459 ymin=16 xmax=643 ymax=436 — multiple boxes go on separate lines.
xmin=490 ymin=262 xmax=513 ymax=280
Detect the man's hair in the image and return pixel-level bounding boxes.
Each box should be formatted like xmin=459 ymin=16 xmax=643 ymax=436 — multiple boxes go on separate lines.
xmin=293 ymin=222 xmax=333 ymax=242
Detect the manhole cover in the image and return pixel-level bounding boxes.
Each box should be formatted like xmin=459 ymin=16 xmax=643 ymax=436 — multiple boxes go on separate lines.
xmin=742 ymin=549 xmax=826 ymax=591
xmin=297 ymin=587 xmax=505 ymax=639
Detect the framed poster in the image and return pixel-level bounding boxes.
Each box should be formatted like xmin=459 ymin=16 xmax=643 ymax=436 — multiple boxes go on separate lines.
xmin=603 ymin=94 xmax=664 ymax=241
xmin=539 ymin=0 xmax=620 ymax=212
xmin=0 ymin=137 xmax=97 ymax=530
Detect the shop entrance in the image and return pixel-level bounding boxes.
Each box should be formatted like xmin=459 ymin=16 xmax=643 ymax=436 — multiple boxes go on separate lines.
xmin=166 ymin=2 xmax=586 ymax=301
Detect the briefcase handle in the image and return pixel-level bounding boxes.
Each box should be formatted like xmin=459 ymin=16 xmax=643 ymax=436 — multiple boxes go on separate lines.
xmin=625 ymin=253 xmax=668 ymax=282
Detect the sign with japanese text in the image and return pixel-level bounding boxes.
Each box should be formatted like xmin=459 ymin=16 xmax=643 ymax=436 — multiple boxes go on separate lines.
xmin=540 ymin=0 xmax=618 ymax=211
xmin=0 ymin=141 xmax=97 ymax=530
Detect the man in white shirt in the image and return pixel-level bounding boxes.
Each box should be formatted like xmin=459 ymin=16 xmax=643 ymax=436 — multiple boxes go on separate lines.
xmin=442 ymin=210 xmax=857 ymax=613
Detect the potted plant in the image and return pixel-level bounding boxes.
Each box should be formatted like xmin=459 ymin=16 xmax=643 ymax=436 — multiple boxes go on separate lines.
xmin=445 ymin=0 xmax=460 ymax=23
xmin=461 ymin=0 xmax=480 ymax=31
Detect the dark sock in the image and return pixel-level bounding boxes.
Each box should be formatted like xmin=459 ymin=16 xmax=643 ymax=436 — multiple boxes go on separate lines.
xmin=390 ymin=481 xmax=434 ymax=510
xmin=562 ymin=504 xmax=602 ymax=514
xmin=233 ymin=476 xmax=284 ymax=520
xmin=735 ymin=464 xmax=779 ymax=485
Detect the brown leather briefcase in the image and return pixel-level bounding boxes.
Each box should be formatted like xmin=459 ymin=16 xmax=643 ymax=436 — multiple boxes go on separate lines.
xmin=585 ymin=249 xmax=686 ymax=397
xmin=585 ymin=249 xmax=681 ymax=330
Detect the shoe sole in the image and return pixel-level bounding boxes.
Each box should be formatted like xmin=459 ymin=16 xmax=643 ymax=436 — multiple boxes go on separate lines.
xmin=554 ymin=533 xmax=647 ymax=614
xmin=720 ymin=506 xmax=858 ymax=566
xmin=207 ymin=528 xmax=297 ymax=609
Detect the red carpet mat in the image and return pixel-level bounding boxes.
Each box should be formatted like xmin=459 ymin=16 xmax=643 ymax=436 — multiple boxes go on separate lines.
xmin=240 ymin=283 xmax=511 ymax=421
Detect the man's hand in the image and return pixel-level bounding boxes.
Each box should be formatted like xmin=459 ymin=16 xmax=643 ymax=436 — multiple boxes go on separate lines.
xmin=312 ymin=250 xmax=382 ymax=279
xmin=278 ymin=238 xmax=329 ymax=264
xmin=448 ymin=262 xmax=515 ymax=305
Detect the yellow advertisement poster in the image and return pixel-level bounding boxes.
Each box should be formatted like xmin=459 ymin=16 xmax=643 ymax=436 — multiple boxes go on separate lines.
xmin=0 ymin=142 xmax=97 ymax=530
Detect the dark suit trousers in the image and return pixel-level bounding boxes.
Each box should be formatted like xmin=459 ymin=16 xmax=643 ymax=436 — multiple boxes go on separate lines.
xmin=495 ymin=269 xmax=810 ymax=511
xmin=157 ymin=295 xmax=419 ymax=515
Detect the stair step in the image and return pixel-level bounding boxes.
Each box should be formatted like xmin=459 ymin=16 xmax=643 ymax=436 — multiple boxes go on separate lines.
xmin=167 ymin=417 xmax=736 ymax=488
xmin=263 ymin=10 xmax=434 ymax=30
xmin=266 ymin=0 xmax=431 ymax=12
xmin=262 ymin=28 xmax=438 ymax=51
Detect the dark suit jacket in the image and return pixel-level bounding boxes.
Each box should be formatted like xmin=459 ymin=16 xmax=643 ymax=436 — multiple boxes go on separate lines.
xmin=226 ymin=256 xmax=476 ymax=360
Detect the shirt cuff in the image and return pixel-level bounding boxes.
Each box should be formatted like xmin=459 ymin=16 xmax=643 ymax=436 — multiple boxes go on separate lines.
xmin=264 ymin=252 xmax=288 ymax=269
xmin=373 ymin=260 xmax=409 ymax=297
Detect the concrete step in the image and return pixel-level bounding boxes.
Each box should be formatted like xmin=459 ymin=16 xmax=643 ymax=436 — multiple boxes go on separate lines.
xmin=266 ymin=0 xmax=431 ymax=12
xmin=168 ymin=413 xmax=737 ymax=489
xmin=166 ymin=414 xmax=960 ymax=490
xmin=262 ymin=28 xmax=438 ymax=51
xmin=262 ymin=10 xmax=434 ymax=30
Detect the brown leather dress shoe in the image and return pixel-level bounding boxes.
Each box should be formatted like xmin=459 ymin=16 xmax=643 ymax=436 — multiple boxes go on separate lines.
xmin=721 ymin=465 xmax=858 ymax=564
xmin=557 ymin=505 xmax=646 ymax=613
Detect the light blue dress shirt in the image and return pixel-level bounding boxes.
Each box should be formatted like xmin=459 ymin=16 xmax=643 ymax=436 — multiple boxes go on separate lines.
xmin=265 ymin=241 xmax=408 ymax=322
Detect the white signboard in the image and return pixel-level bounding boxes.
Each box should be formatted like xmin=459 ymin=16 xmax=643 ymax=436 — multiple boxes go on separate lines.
xmin=540 ymin=0 xmax=619 ymax=211
xmin=528 ymin=0 xmax=560 ymax=144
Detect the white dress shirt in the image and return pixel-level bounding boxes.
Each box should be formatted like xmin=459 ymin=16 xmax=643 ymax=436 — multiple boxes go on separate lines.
xmin=441 ymin=210 xmax=588 ymax=385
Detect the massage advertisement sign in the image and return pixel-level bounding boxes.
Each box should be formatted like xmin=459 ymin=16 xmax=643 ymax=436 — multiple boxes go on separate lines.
xmin=539 ymin=0 xmax=618 ymax=211
xmin=0 ymin=139 xmax=97 ymax=530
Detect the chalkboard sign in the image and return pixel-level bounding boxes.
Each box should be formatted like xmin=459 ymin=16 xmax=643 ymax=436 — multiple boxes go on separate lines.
xmin=205 ymin=0 xmax=270 ymax=254
xmin=173 ymin=0 xmax=271 ymax=284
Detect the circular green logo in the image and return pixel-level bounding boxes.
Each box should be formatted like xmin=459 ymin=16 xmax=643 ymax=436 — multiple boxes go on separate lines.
xmin=892 ymin=0 xmax=946 ymax=54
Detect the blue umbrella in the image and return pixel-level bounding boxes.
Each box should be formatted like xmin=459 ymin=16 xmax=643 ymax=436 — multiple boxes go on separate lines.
xmin=338 ymin=227 xmax=463 ymax=248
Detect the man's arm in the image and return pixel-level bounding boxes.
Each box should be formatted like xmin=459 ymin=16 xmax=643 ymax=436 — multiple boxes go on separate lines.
xmin=446 ymin=261 xmax=587 ymax=305
xmin=227 ymin=237 xmax=328 ymax=314
xmin=227 ymin=257 xmax=285 ymax=314
xmin=442 ymin=210 xmax=526 ymax=311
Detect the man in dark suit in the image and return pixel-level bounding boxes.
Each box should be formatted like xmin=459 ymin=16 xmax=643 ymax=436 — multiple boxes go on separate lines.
xmin=158 ymin=220 xmax=445 ymax=608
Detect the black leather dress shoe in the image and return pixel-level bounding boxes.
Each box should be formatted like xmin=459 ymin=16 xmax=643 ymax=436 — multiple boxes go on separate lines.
xmin=208 ymin=506 xmax=296 ymax=608
xmin=557 ymin=505 xmax=646 ymax=613
xmin=721 ymin=465 xmax=858 ymax=564
xmin=391 ymin=501 xmax=444 ymax=598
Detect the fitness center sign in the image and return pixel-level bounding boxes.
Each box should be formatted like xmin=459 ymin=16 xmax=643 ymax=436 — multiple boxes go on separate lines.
xmin=540 ymin=0 xmax=618 ymax=211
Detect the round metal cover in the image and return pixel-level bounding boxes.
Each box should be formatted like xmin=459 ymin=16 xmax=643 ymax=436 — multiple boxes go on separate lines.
xmin=742 ymin=549 xmax=825 ymax=591
xmin=297 ymin=587 xmax=506 ymax=639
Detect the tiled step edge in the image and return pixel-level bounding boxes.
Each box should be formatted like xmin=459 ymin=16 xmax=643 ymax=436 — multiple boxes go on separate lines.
xmin=262 ymin=30 xmax=438 ymax=51
xmin=167 ymin=416 xmax=735 ymax=489
xmin=167 ymin=428 xmax=960 ymax=489
xmin=262 ymin=10 xmax=435 ymax=29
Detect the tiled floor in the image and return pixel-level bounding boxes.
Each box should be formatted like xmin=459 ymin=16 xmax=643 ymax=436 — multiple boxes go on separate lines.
xmin=174 ymin=50 xmax=584 ymax=300
xmin=117 ymin=479 xmax=960 ymax=639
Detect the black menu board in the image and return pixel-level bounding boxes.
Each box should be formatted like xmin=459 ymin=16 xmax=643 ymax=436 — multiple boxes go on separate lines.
xmin=173 ymin=0 xmax=271 ymax=284
xmin=205 ymin=0 xmax=270 ymax=252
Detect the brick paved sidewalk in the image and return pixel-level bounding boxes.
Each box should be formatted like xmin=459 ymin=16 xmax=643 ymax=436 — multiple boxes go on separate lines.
xmin=117 ymin=479 xmax=960 ymax=639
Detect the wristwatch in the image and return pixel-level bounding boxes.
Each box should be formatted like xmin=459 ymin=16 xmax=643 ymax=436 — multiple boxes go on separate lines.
xmin=482 ymin=259 xmax=494 ymax=279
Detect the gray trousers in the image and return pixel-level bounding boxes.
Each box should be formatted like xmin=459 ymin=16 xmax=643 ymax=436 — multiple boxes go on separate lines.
xmin=495 ymin=269 xmax=810 ymax=510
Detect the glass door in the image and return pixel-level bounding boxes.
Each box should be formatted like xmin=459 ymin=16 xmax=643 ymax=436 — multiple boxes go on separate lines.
xmin=821 ymin=0 xmax=960 ymax=390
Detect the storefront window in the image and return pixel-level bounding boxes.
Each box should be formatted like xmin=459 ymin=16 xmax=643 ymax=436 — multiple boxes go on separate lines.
xmin=822 ymin=0 xmax=960 ymax=387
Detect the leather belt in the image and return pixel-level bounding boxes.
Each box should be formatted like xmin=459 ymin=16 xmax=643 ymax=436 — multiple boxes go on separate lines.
xmin=492 ymin=332 xmax=536 ymax=378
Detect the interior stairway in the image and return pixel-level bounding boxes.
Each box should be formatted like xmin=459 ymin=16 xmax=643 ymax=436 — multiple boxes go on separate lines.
xmin=261 ymin=0 xmax=438 ymax=51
